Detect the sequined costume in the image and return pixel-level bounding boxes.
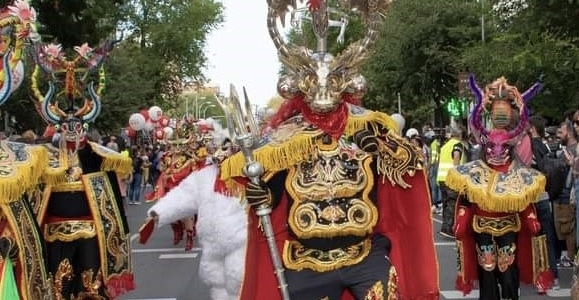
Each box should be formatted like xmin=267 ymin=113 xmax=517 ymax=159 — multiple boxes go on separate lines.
xmin=216 ymin=1 xmax=439 ymax=299
xmin=445 ymin=75 xmax=551 ymax=299
xmin=29 ymin=39 xmax=135 ymax=299
xmin=0 ymin=2 xmax=53 ymax=299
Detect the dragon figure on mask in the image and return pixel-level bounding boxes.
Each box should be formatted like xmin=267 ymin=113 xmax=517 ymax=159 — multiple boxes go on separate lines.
xmin=28 ymin=37 xmax=135 ymax=300
xmin=445 ymin=74 xmax=551 ymax=299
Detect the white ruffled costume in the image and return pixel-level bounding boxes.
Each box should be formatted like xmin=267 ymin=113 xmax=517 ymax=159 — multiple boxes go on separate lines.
xmin=147 ymin=136 xmax=247 ymax=299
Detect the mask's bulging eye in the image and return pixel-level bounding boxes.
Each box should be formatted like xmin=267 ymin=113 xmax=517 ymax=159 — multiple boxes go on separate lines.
xmin=61 ymin=123 xmax=68 ymax=132
xmin=54 ymin=124 xmax=61 ymax=131
xmin=83 ymin=123 xmax=89 ymax=129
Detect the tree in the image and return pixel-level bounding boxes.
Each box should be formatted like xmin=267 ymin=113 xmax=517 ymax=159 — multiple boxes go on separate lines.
xmin=362 ymin=0 xmax=482 ymax=128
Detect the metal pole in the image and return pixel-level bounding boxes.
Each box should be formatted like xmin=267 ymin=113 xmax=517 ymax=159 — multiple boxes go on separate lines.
xmin=481 ymin=0 xmax=485 ymax=43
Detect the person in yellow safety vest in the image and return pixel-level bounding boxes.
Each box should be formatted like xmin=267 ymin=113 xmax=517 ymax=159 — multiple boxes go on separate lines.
xmin=437 ymin=126 xmax=467 ymax=238
xmin=429 ymin=136 xmax=442 ymax=213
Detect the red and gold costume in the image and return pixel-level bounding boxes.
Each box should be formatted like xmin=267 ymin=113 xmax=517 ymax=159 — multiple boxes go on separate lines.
xmin=218 ymin=1 xmax=439 ymax=299
xmin=0 ymin=2 xmax=52 ymax=299
xmin=29 ymin=38 xmax=135 ymax=299
xmin=446 ymin=75 xmax=551 ymax=299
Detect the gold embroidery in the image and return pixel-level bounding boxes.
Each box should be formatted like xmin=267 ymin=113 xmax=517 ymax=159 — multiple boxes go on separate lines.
xmin=44 ymin=220 xmax=97 ymax=242
xmin=364 ymin=280 xmax=385 ymax=300
xmin=531 ymin=234 xmax=550 ymax=281
xmin=52 ymin=181 xmax=85 ymax=192
xmin=497 ymin=243 xmax=516 ymax=272
xmin=82 ymin=172 xmax=132 ymax=283
xmin=76 ymin=268 xmax=105 ymax=299
xmin=472 ymin=214 xmax=521 ymax=235
xmin=283 ymin=238 xmax=371 ymax=272
xmin=54 ymin=259 xmax=73 ymax=300
xmin=286 ymin=141 xmax=378 ymax=239
xmin=387 ymin=266 xmax=398 ymax=300
xmin=445 ymin=160 xmax=545 ymax=213
xmin=376 ymin=131 xmax=423 ymax=188
xmin=2 ymin=199 xmax=54 ymax=300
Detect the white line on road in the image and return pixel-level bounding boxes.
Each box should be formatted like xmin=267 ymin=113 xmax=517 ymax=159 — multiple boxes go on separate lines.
xmin=434 ymin=242 xmax=455 ymax=246
xmin=432 ymin=217 xmax=442 ymax=224
xmin=132 ymin=247 xmax=202 ymax=253
xmin=441 ymin=289 xmax=571 ymax=298
xmin=159 ymin=253 xmax=198 ymax=259
xmin=124 ymin=298 xmax=177 ymax=300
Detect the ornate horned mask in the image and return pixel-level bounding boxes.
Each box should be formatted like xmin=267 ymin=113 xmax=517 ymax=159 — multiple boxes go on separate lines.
xmin=30 ymin=39 xmax=119 ymax=149
xmin=269 ymin=0 xmax=391 ymax=113
xmin=469 ymin=75 xmax=543 ymax=166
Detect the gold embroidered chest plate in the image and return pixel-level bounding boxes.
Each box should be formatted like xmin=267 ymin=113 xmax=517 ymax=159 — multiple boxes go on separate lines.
xmin=286 ymin=140 xmax=378 ymax=239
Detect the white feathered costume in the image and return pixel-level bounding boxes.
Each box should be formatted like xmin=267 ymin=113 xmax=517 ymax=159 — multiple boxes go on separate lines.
xmin=148 ymin=119 xmax=247 ymax=300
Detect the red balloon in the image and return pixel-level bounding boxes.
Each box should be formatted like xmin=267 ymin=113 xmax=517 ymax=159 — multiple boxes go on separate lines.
xmin=126 ymin=127 xmax=136 ymax=138
xmin=154 ymin=128 xmax=165 ymax=139
xmin=140 ymin=109 xmax=150 ymax=120
xmin=159 ymin=116 xmax=170 ymax=127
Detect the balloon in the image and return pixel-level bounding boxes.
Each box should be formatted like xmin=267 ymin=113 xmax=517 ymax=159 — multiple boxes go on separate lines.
xmin=154 ymin=128 xmax=165 ymax=139
xmin=144 ymin=120 xmax=155 ymax=132
xmin=140 ymin=109 xmax=150 ymax=120
xmin=391 ymin=113 xmax=405 ymax=135
xmin=159 ymin=116 xmax=170 ymax=127
xmin=148 ymin=106 xmax=163 ymax=121
xmin=129 ymin=113 xmax=146 ymax=131
xmin=126 ymin=127 xmax=136 ymax=138
xmin=163 ymin=127 xmax=174 ymax=139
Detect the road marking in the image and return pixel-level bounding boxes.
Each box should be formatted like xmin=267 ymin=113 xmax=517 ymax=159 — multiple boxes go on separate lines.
xmin=124 ymin=298 xmax=177 ymax=300
xmin=132 ymin=247 xmax=202 ymax=253
xmin=434 ymin=242 xmax=455 ymax=246
xmin=159 ymin=253 xmax=198 ymax=259
xmin=547 ymin=289 xmax=571 ymax=297
xmin=440 ymin=290 xmax=479 ymax=299
xmin=432 ymin=217 xmax=442 ymax=224
xmin=441 ymin=289 xmax=571 ymax=298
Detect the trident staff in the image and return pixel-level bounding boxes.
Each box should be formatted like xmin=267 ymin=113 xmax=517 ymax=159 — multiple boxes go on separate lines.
xmin=218 ymin=85 xmax=291 ymax=300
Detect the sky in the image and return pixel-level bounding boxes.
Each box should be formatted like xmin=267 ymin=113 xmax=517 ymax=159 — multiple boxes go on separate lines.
xmin=203 ymin=0 xmax=284 ymax=108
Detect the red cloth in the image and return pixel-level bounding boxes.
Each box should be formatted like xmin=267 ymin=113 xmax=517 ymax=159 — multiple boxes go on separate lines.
xmin=239 ymin=170 xmax=440 ymax=300
xmin=455 ymin=205 xmax=553 ymax=294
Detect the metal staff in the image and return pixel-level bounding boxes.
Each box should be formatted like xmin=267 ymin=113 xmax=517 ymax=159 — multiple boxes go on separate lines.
xmin=218 ymin=85 xmax=291 ymax=300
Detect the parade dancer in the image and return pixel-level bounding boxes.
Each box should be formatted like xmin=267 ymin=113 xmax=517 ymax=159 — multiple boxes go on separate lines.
xmin=145 ymin=120 xmax=210 ymax=250
xmin=29 ymin=39 xmax=135 ymax=299
xmin=141 ymin=136 xmax=245 ymax=300
xmin=216 ymin=1 xmax=439 ymax=299
xmin=446 ymin=75 xmax=552 ymax=299
xmin=0 ymin=1 xmax=53 ymax=299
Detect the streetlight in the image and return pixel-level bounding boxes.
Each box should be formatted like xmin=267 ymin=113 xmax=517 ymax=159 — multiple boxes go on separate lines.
xmin=197 ymin=102 xmax=213 ymax=119
xmin=202 ymin=104 xmax=217 ymax=119
xmin=194 ymin=96 xmax=207 ymax=119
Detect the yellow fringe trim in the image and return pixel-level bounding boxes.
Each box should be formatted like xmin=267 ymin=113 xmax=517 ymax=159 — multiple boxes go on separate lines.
xmin=219 ymin=109 xmax=398 ymax=182
xmin=0 ymin=143 xmax=49 ymax=204
xmin=445 ymin=165 xmax=546 ymax=213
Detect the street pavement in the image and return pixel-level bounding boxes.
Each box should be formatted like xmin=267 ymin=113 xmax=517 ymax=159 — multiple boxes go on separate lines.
xmin=119 ymin=199 xmax=573 ymax=300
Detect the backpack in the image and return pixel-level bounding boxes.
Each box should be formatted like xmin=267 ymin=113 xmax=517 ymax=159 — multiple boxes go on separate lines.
xmin=538 ymin=152 xmax=569 ymax=200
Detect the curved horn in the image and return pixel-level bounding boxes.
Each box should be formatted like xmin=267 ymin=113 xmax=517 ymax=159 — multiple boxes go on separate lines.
xmin=84 ymin=81 xmax=102 ymax=122
xmin=508 ymin=107 xmax=529 ymax=140
xmin=41 ymin=82 xmax=60 ymax=124
xmin=521 ymin=81 xmax=544 ymax=104
xmin=468 ymin=74 xmax=488 ymax=141
xmin=267 ymin=6 xmax=292 ymax=64
xmin=0 ymin=49 xmax=14 ymax=106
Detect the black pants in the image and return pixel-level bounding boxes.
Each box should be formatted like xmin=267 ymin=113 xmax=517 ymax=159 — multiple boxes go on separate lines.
xmin=475 ymin=232 xmax=519 ymax=300
xmin=47 ymin=237 xmax=108 ymax=299
xmin=440 ymin=182 xmax=458 ymax=234
xmin=285 ymin=235 xmax=395 ymax=300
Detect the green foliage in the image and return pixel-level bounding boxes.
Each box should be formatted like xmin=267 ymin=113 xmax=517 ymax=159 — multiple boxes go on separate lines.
xmin=31 ymin=0 xmax=126 ymax=47
xmin=362 ymin=0 xmax=482 ymax=127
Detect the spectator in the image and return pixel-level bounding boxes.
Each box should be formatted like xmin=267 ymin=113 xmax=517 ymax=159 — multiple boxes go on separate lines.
xmin=106 ymin=136 xmax=119 ymax=152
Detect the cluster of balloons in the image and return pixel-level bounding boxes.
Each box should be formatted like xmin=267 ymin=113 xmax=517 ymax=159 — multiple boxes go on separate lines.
xmin=127 ymin=106 xmax=174 ymax=140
